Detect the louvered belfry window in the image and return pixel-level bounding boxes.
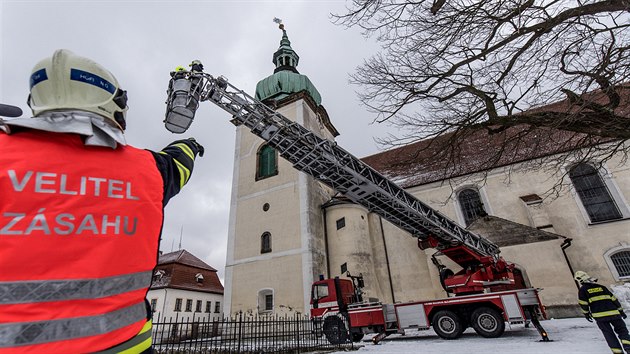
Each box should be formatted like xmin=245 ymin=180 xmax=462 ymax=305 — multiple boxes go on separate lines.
xmin=257 ymin=144 xmax=278 ymax=180
xmin=569 ymin=163 xmax=622 ymax=223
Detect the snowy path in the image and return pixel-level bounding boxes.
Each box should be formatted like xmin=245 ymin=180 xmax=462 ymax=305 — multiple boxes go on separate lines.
xmin=330 ymin=317 xmax=629 ymax=354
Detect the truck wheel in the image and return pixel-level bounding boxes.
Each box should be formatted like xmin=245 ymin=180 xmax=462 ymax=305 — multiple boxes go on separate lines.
xmin=323 ymin=315 xmax=349 ymax=344
xmin=432 ymin=310 xmax=463 ymax=339
xmin=471 ymin=307 xmax=505 ymax=338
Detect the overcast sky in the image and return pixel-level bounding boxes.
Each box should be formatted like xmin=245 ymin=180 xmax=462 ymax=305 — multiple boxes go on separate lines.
xmin=0 ymin=0 xmax=396 ymax=282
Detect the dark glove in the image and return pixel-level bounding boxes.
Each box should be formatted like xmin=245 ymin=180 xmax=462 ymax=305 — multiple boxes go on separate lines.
xmin=187 ymin=137 xmax=204 ymax=157
xmin=585 ymin=313 xmax=593 ymax=322
xmin=621 ymin=310 xmax=627 ymax=319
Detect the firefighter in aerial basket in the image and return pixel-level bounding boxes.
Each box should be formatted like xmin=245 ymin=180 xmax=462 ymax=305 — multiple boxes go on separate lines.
xmin=575 ymin=271 xmax=630 ymax=354
xmin=0 ymin=49 xmax=204 ymax=353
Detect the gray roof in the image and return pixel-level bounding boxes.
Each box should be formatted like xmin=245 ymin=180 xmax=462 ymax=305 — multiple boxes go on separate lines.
xmin=467 ymin=216 xmax=562 ymax=247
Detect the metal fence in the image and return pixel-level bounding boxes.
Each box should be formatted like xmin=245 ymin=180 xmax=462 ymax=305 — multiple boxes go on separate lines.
xmin=151 ymin=312 xmax=355 ymax=353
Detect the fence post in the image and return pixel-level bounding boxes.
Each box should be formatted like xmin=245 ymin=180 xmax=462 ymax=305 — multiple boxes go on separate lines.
xmin=237 ymin=311 xmax=243 ymax=353
xmin=294 ymin=313 xmax=300 ymax=351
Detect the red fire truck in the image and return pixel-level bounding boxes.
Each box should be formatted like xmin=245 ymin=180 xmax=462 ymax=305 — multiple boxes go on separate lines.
xmin=310 ymin=272 xmax=547 ymax=344
xmin=163 ymin=64 xmax=550 ymax=345
xmin=310 ymin=241 xmax=549 ymax=343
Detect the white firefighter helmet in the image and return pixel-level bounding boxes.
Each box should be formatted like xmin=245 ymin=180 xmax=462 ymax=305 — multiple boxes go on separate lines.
xmin=28 ymin=49 xmax=128 ymax=130
xmin=574 ymin=271 xmax=592 ymax=284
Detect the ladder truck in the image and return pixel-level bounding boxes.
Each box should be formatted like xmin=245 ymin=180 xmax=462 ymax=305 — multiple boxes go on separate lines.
xmin=162 ymin=62 xmax=550 ymax=344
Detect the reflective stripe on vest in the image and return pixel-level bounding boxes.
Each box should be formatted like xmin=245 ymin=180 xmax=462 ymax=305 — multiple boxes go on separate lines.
xmin=0 ymin=301 xmax=146 ymax=348
xmin=589 ymin=294 xmax=616 ymax=303
xmin=592 ymin=309 xmax=621 ymax=318
xmin=0 ymin=271 xmax=152 ymax=304
xmin=0 ymin=130 xmax=164 ymax=352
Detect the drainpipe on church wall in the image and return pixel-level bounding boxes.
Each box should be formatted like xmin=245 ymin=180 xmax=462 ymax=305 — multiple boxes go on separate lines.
xmin=379 ymin=217 xmax=396 ymax=304
xmin=560 ymin=238 xmax=579 ymax=289
xmin=323 ymin=207 xmax=331 ymax=279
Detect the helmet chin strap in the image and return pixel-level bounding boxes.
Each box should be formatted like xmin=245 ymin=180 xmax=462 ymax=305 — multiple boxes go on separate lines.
xmin=114 ymin=111 xmax=126 ymax=130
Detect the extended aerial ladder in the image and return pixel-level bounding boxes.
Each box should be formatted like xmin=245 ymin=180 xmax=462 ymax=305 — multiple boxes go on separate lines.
xmin=163 ymin=62 xmax=551 ymax=342
xmin=163 ymin=63 xmax=526 ymax=296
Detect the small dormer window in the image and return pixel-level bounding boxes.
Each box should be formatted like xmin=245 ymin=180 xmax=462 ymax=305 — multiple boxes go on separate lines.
xmin=195 ymin=273 xmax=204 ymax=283
xmin=153 ymin=270 xmax=165 ymax=280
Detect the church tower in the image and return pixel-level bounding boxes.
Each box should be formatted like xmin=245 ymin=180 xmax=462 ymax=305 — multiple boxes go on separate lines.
xmin=224 ymin=23 xmax=340 ymax=315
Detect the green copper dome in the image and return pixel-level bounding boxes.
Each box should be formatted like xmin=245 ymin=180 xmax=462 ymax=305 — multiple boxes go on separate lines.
xmin=255 ymin=26 xmax=322 ymax=106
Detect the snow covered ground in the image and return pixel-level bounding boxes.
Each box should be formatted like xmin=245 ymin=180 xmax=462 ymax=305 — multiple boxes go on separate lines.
xmin=329 ymin=284 xmax=630 ymax=354
xmin=332 ymin=317 xmax=629 ymax=353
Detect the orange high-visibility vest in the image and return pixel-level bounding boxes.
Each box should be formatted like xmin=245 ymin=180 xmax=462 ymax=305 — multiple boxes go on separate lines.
xmin=0 ymin=130 xmax=164 ymax=353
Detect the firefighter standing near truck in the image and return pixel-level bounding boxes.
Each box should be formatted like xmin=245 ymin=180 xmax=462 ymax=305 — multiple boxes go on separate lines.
xmin=0 ymin=49 xmax=204 ymax=353
xmin=575 ymin=271 xmax=630 ymax=354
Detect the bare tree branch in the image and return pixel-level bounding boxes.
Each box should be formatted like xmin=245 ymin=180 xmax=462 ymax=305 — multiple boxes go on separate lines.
xmin=334 ymin=0 xmax=630 ymax=194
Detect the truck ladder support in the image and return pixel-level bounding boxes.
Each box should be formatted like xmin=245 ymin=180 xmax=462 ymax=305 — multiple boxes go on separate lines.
xmin=371 ymin=331 xmax=389 ymax=344
xmin=527 ymin=308 xmax=552 ymax=342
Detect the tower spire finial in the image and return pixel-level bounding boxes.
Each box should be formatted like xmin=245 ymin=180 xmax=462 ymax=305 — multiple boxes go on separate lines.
xmin=273 ymin=17 xmax=284 ymax=30
xmin=270 ymin=18 xmax=298 ymax=72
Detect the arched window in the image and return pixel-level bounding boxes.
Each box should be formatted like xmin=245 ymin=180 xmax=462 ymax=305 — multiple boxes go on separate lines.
xmin=257 ymin=289 xmax=274 ymax=314
xmin=569 ymin=163 xmax=622 ymax=223
xmin=256 ymin=144 xmax=278 ymax=180
xmin=611 ymin=250 xmax=630 ymax=278
xmin=458 ymin=188 xmax=486 ymax=226
xmin=261 ymin=232 xmax=272 ymax=254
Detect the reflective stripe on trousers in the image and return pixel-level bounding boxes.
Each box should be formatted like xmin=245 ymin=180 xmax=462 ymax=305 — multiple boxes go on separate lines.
xmin=0 ymin=301 xmax=146 ymax=348
xmin=0 ymin=271 xmax=152 ymax=304
xmin=95 ymin=320 xmax=153 ymax=354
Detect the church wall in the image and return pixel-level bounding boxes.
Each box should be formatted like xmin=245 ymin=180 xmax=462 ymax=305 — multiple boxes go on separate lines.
xmin=295 ymin=100 xmax=337 ymax=309
xmin=229 ymin=101 xmax=629 ymax=317
xmin=396 ymin=156 xmax=629 ymax=317
xmin=499 ymin=240 xmax=578 ymax=315
xmin=235 ymin=131 xmax=300 ymax=197
xmin=228 ymin=254 xmax=305 ymax=315
xmin=377 ymin=221 xmax=436 ymax=303
xmin=324 ymin=204 xmax=379 ymax=296
xmin=302 ymin=174 xmax=332 ymax=288
xmin=227 ymin=98 xmax=335 ymax=315
xmin=232 ymin=186 xmax=303 ymax=259
xmin=365 ymin=213 xmax=394 ymax=304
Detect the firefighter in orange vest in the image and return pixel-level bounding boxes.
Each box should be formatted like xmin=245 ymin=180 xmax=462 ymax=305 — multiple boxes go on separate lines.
xmin=575 ymin=271 xmax=630 ymax=354
xmin=0 ymin=49 xmax=204 ymax=353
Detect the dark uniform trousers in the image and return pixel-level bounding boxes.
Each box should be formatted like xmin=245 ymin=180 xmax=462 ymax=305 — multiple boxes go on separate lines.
xmin=596 ymin=318 xmax=630 ymax=354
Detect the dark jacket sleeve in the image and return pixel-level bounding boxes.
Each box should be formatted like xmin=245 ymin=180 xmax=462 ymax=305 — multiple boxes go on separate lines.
xmin=149 ymin=138 xmax=202 ymax=206
xmin=578 ymin=286 xmax=590 ymax=315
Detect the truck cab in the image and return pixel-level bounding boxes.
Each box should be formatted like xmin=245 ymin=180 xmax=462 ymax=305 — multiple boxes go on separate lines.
xmin=310 ymin=277 xmax=355 ymax=317
xmin=310 ymin=276 xmax=383 ymax=344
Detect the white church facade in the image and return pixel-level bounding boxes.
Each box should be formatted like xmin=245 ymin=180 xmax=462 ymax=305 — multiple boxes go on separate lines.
xmin=223 ymin=28 xmax=630 ymax=319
